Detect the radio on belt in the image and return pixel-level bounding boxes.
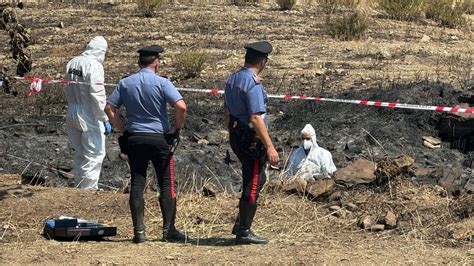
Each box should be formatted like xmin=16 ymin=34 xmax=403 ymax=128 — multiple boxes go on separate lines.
xmin=43 ymin=216 xmax=117 ymax=240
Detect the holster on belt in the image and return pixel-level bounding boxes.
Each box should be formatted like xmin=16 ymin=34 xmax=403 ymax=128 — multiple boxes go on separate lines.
xmin=229 ymin=115 xmax=265 ymax=159
xmin=118 ymin=131 xmax=130 ymax=155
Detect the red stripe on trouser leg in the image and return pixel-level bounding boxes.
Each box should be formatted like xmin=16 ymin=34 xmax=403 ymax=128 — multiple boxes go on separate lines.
xmin=249 ymin=160 xmax=259 ymax=204
xmin=170 ymin=158 xmax=176 ymax=199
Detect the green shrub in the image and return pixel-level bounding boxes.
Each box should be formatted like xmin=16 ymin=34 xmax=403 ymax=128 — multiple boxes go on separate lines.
xmin=277 ymin=0 xmax=297 ymax=10
xmin=175 ymin=51 xmax=209 ymax=78
xmin=325 ymin=11 xmax=369 ymax=41
xmin=378 ymin=0 xmax=426 ymax=21
xmin=462 ymin=0 xmax=474 ymax=14
xmin=426 ymin=0 xmax=467 ymax=28
xmin=136 ymin=0 xmax=164 ymax=18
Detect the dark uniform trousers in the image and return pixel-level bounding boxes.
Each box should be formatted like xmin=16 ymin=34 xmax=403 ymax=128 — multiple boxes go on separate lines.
xmin=229 ymin=118 xmax=267 ymax=232
xmin=127 ymin=133 xmax=177 ymax=234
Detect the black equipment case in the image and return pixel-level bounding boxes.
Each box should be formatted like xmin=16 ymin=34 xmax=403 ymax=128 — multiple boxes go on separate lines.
xmin=43 ymin=217 xmax=116 ymax=240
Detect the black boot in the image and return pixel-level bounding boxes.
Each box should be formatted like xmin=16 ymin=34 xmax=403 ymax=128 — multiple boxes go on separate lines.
xmin=231 ymin=216 xmax=239 ymax=235
xmin=132 ymin=230 xmax=147 ymax=244
xmin=235 ymin=202 xmax=268 ymax=245
xmin=130 ymin=193 xmax=147 ymax=244
xmin=159 ymin=197 xmax=189 ymax=242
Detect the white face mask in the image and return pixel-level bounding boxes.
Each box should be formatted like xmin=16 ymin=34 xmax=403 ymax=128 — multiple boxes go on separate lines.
xmin=303 ymin=140 xmax=312 ymax=150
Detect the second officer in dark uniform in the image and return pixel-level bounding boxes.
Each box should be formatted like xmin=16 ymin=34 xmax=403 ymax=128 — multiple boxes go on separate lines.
xmin=224 ymin=41 xmax=280 ymax=244
xmin=105 ymin=45 xmax=188 ymax=243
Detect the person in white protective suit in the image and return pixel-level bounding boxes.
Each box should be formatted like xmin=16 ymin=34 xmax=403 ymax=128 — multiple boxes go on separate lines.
xmin=64 ymin=36 xmax=112 ymax=190
xmin=286 ymin=124 xmax=337 ymax=180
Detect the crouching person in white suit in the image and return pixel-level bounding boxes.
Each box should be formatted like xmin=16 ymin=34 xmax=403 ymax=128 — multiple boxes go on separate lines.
xmin=286 ymin=124 xmax=336 ymax=181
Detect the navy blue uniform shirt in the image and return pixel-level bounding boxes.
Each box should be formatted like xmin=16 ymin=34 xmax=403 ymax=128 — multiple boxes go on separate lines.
xmin=224 ymin=67 xmax=268 ymax=127
xmin=107 ymin=68 xmax=182 ymax=133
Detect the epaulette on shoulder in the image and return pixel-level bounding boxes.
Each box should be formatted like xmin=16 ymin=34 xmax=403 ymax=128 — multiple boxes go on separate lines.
xmin=253 ymin=75 xmax=262 ymax=84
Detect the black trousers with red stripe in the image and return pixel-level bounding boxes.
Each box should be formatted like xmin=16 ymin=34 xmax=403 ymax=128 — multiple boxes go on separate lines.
xmin=229 ymin=131 xmax=267 ymax=204
xmin=128 ymin=134 xmax=175 ymax=199
xmin=127 ymin=133 xmax=175 ymax=231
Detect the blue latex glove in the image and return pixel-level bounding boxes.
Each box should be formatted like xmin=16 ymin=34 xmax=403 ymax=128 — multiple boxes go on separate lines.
xmin=104 ymin=121 xmax=112 ymax=136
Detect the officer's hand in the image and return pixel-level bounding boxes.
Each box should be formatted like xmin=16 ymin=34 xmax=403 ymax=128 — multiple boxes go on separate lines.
xmin=167 ymin=127 xmax=179 ymax=135
xmin=104 ymin=121 xmax=112 ymax=136
xmin=266 ymin=145 xmax=280 ymax=166
xmin=165 ymin=128 xmax=180 ymax=145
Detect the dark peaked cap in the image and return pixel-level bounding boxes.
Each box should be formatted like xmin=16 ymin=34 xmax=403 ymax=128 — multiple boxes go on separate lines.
xmin=137 ymin=45 xmax=164 ymax=56
xmin=244 ymin=41 xmax=273 ymax=55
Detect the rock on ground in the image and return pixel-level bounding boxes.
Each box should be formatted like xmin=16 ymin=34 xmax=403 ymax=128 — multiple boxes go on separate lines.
xmin=333 ymin=159 xmax=376 ymax=187
xmin=438 ymin=161 xmax=463 ymax=195
xmin=377 ymin=155 xmax=415 ymax=178
xmin=282 ymin=178 xmax=307 ymax=195
xmin=384 ymin=211 xmax=397 ymax=229
xmin=464 ymin=177 xmax=474 ymax=193
xmin=358 ymin=215 xmax=377 ymax=229
xmin=370 ymin=224 xmax=385 ymax=232
xmin=280 ymin=178 xmax=334 ymax=200
xmin=306 ymin=179 xmax=335 ymax=200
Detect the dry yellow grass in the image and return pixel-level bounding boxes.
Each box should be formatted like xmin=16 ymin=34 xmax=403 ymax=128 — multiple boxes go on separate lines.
xmin=1 ymin=174 xmax=472 ymax=263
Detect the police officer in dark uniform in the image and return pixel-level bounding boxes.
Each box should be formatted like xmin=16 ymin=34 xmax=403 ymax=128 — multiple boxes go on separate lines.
xmin=224 ymin=41 xmax=280 ymax=244
xmin=104 ymin=45 xmax=188 ymax=244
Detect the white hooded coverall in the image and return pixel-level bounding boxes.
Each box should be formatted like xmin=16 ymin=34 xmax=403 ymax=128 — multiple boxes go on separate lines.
xmin=64 ymin=36 xmax=108 ymax=190
xmin=286 ymin=124 xmax=337 ymax=180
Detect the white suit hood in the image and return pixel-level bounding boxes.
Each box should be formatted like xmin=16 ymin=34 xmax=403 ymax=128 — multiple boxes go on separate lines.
xmin=301 ymin=124 xmax=318 ymax=148
xmin=286 ymin=124 xmax=337 ymax=180
xmin=81 ymin=36 xmax=107 ymax=64
xmin=65 ymin=35 xmax=108 ymax=122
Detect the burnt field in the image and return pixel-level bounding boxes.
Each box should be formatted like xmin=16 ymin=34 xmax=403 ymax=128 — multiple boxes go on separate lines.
xmin=0 ymin=2 xmax=472 ymax=191
xmin=1 ymin=78 xmax=473 ymax=193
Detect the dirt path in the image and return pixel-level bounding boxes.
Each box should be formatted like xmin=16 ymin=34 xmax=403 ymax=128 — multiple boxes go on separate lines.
xmin=1 ymin=175 xmax=472 ymax=264
xmin=2 ymin=234 xmax=472 ymax=264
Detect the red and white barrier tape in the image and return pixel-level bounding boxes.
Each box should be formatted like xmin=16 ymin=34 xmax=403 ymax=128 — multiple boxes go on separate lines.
xmin=177 ymin=88 xmax=474 ymax=114
xmin=27 ymin=77 xmax=43 ymax=96
xmin=14 ymin=76 xmax=474 ymax=114
xmin=15 ymin=76 xmax=116 ymax=87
